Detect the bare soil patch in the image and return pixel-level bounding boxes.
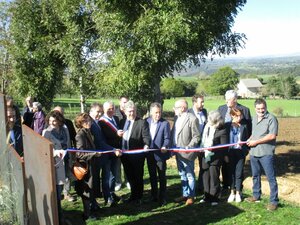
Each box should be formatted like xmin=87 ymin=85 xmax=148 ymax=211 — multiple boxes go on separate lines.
xmin=168 ymin=117 xmax=300 ymax=205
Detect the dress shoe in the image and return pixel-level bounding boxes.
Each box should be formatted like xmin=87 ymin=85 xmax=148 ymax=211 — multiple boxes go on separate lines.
xmin=185 ymin=198 xmax=194 ymax=206
xmin=174 ymin=196 xmax=188 ymax=203
xmin=159 ymin=199 xmax=167 ymax=206
xmin=266 ymin=203 xmax=278 ymax=211
xmin=245 ymin=196 xmax=261 ymax=203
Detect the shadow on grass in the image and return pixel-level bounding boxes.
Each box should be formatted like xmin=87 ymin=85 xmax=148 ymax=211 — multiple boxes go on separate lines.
xmin=124 ymin=202 xmax=243 ymax=225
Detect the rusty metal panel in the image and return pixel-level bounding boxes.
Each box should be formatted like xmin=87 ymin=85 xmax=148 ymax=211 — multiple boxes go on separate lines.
xmin=8 ymin=145 xmax=27 ymax=225
xmin=22 ymin=125 xmax=59 ymax=225
xmin=0 ymin=93 xmax=8 ymax=183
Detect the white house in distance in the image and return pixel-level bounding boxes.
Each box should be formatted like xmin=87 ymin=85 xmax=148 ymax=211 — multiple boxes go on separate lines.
xmin=237 ymin=78 xmax=263 ymax=98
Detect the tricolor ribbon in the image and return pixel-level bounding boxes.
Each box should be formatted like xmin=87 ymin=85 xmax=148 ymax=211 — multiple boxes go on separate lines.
xmin=99 ymin=116 xmax=118 ymax=133
xmin=66 ymin=141 xmax=247 ymax=155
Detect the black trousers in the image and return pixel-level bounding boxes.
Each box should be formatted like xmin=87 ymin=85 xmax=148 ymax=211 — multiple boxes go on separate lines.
xmin=121 ymin=153 xmax=145 ymax=200
xmin=146 ymin=152 xmax=167 ymax=200
xmin=202 ymin=157 xmax=222 ymax=202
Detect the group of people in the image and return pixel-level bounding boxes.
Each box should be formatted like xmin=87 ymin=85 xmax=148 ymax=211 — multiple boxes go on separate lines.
xmin=5 ymin=90 xmax=279 ymax=223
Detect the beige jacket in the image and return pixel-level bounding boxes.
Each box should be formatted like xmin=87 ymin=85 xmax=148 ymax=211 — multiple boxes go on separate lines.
xmin=171 ymin=112 xmax=201 ymax=161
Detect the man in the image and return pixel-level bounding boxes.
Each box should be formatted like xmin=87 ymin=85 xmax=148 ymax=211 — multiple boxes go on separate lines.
xmin=99 ymin=101 xmax=123 ymax=205
xmin=114 ymin=96 xmax=129 ymax=190
xmin=246 ymin=98 xmax=279 ymax=211
xmin=7 ymin=107 xmax=23 ymax=157
xmin=188 ymin=95 xmax=207 ymax=194
xmin=120 ymin=100 xmax=151 ymax=205
xmin=172 ymin=99 xmax=201 ymax=205
xmin=218 ymin=90 xmax=251 ymax=191
xmin=53 ymin=106 xmax=77 ymax=202
xmin=146 ymin=102 xmax=171 ymax=206
xmin=89 ymin=102 xmax=115 ymax=210
xmin=6 ymin=96 xmax=22 ymax=127
xmin=22 ymin=96 xmax=34 ymax=127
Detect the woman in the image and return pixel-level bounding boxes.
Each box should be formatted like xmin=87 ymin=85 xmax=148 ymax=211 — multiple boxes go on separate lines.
xmin=74 ymin=113 xmax=100 ymax=221
xmin=199 ymin=110 xmax=228 ymax=206
xmin=32 ymin=102 xmax=45 ymax=135
xmin=227 ymin=108 xmax=250 ymax=203
xmin=42 ymin=110 xmax=71 ymax=225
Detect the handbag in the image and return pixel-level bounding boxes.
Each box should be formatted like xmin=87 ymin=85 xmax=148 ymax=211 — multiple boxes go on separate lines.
xmin=72 ymin=161 xmax=88 ymax=180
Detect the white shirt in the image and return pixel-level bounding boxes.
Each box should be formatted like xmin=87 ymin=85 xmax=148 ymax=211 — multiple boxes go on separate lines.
xmin=122 ymin=120 xmax=134 ymax=149
xmin=150 ymin=120 xmax=158 ymax=140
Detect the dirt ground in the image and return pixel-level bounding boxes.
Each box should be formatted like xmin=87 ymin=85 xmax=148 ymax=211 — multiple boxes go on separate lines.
xmin=243 ymin=117 xmax=300 ymax=205
xmin=168 ymin=117 xmax=300 ymax=205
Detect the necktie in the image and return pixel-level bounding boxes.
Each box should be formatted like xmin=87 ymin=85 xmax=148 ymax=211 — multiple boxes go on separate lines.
xmin=123 ymin=120 xmax=131 ymax=149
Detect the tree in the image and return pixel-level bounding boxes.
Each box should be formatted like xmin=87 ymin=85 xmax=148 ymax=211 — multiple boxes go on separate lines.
xmin=278 ymin=76 xmax=299 ymax=99
xmin=9 ymin=0 xmax=246 ymax=110
xmin=93 ymin=0 xmax=246 ymax=107
xmin=160 ymin=78 xmax=185 ymax=99
xmin=0 ymin=1 xmax=14 ymax=95
xmin=207 ymin=66 xmax=239 ymax=95
xmin=10 ymin=0 xmax=65 ymax=110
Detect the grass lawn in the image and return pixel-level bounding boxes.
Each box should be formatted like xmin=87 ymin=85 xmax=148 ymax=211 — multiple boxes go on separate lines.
xmin=54 ymin=97 xmax=300 ymax=119
xmin=62 ymin=162 xmax=300 ymax=225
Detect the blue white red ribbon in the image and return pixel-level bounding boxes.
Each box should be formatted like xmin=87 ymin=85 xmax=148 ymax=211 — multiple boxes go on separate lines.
xmin=66 ymin=141 xmax=247 ymax=155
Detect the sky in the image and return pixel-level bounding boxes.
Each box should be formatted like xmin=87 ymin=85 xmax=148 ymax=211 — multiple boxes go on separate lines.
xmin=229 ymin=0 xmax=300 ymax=58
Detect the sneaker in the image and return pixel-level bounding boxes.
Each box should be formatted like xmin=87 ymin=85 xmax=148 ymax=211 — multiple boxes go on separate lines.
xmin=115 ymin=183 xmax=122 ymax=192
xmin=174 ymin=196 xmax=188 ymax=203
xmin=227 ymin=193 xmax=235 ymax=203
xmin=235 ymin=194 xmax=242 ymax=203
xmin=185 ymin=198 xmax=194 ymax=206
xmin=245 ymin=196 xmax=260 ymax=203
xmin=199 ymin=198 xmax=207 ymax=203
xmin=126 ymin=182 xmax=131 ymax=190
xmin=266 ymin=203 xmax=278 ymax=211
xmin=211 ymin=202 xmax=218 ymax=206
xmin=64 ymin=194 xmax=75 ymax=202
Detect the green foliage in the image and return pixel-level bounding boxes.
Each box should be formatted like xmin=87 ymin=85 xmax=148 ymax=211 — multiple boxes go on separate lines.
xmin=92 ymin=0 xmax=246 ymax=105
xmin=10 ymin=0 xmax=65 ymax=109
xmin=207 ymin=66 xmax=239 ymax=95
xmin=160 ymin=78 xmax=185 ymax=99
xmin=8 ymin=0 xmax=246 ymax=109
xmin=266 ymin=75 xmax=299 ymax=99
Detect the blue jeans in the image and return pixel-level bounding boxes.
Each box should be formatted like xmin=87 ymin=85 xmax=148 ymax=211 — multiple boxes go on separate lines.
xmin=176 ymin=156 xmax=195 ymax=198
xmin=250 ymin=155 xmax=279 ymax=205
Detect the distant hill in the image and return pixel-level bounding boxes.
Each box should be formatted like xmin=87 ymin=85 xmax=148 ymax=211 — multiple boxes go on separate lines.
xmin=174 ymin=54 xmax=300 ymax=77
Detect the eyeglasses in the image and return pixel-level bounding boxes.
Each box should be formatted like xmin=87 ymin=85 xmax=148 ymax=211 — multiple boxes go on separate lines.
xmin=173 ymin=106 xmax=181 ymax=110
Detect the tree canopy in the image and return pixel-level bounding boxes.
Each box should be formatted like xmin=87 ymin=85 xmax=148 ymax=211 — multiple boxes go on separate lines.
xmin=207 ymin=66 xmax=239 ymax=95
xmin=7 ymin=0 xmax=246 ymax=110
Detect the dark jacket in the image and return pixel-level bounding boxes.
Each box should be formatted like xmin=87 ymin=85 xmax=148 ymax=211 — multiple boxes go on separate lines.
xmin=146 ymin=117 xmax=171 ymax=161
xmin=99 ymin=115 xmax=121 ymax=149
xmin=120 ymin=117 xmax=151 ymax=150
xmin=218 ymin=103 xmax=252 ymax=135
xmin=75 ymin=128 xmax=97 ymax=198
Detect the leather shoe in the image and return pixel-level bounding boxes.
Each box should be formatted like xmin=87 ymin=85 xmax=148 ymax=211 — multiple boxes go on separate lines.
xmin=185 ymin=198 xmax=194 ymax=206
xmin=266 ymin=203 xmax=278 ymax=211
xmin=174 ymin=196 xmax=188 ymax=203
xmin=159 ymin=199 xmax=167 ymax=206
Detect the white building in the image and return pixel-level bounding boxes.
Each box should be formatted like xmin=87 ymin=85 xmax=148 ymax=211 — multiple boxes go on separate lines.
xmin=237 ymin=79 xmax=263 ymax=98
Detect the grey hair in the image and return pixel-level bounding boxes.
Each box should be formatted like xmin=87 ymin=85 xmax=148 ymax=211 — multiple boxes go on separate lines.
xmin=225 ymin=90 xmax=238 ymax=101
xmin=103 ymin=101 xmax=115 ymax=110
xmin=33 ymin=102 xmax=42 ymax=110
xmin=150 ymin=102 xmax=161 ymax=112
xmin=124 ymin=100 xmax=135 ymax=110
xmin=208 ymin=110 xmax=224 ymax=128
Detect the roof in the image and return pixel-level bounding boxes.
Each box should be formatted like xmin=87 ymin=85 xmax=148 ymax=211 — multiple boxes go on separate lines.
xmin=240 ymin=79 xmax=263 ymax=88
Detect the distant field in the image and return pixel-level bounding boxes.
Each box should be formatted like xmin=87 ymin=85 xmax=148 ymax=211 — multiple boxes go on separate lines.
xmin=54 ymin=97 xmax=300 ymax=118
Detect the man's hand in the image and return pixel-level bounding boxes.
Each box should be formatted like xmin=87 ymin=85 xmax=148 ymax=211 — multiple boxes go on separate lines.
xmin=115 ymin=149 xmax=122 ymax=157
xmin=117 ymin=130 xmax=124 ymax=137
xmin=161 ymin=147 xmax=167 ymax=153
xmin=247 ymin=140 xmax=258 ymax=147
